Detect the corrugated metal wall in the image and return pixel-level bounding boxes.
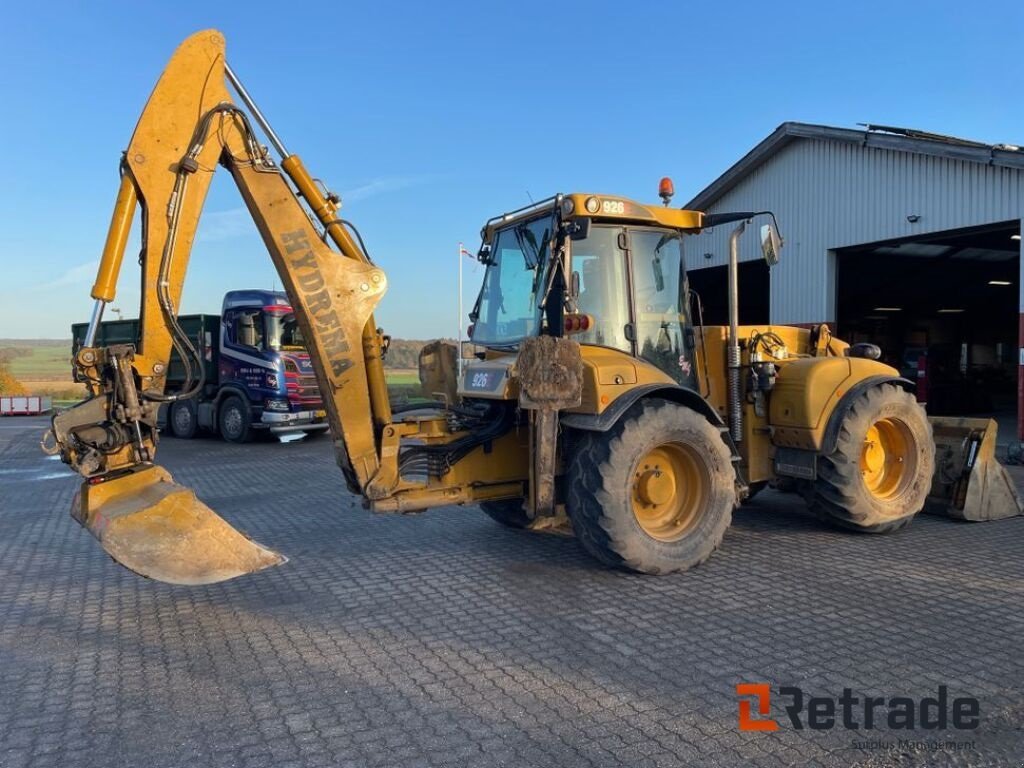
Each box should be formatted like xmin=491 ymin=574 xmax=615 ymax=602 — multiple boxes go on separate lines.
xmin=684 ymin=139 xmax=1024 ymax=323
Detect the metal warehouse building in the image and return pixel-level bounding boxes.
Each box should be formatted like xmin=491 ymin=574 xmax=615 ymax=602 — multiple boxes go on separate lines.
xmin=684 ymin=122 xmax=1024 ymax=438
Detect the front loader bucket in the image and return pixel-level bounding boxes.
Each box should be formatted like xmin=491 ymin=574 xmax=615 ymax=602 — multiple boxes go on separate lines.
xmin=72 ymin=466 xmax=285 ymax=585
xmin=924 ymin=417 xmax=1024 ymax=521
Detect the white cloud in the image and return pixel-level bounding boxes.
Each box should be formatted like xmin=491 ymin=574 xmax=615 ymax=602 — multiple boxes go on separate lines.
xmin=33 ymin=260 xmax=99 ymax=291
xmin=342 ymin=175 xmax=429 ymax=202
xmin=194 ymin=175 xmax=431 ymax=243
xmin=197 ymin=207 xmax=257 ymax=243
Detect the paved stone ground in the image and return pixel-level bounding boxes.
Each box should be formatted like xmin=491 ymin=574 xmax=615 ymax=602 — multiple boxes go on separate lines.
xmin=0 ymin=415 xmax=1021 ymax=767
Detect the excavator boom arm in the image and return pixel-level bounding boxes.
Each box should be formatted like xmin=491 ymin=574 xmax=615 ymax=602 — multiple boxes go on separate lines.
xmin=49 ymin=30 xmax=394 ymax=583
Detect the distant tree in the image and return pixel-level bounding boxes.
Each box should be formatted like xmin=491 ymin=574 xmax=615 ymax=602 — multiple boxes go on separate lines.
xmin=0 ymin=360 xmax=24 ymax=395
xmin=0 ymin=347 xmax=30 ymax=362
xmin=383 ymin=339 xmax=437 ymax=370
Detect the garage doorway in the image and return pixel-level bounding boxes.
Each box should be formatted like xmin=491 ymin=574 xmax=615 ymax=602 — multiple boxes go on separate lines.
xmin=835 ymin=222 xmax=1020 ymax=426
xmin=687 ymin=261 xmax=770 ymax=326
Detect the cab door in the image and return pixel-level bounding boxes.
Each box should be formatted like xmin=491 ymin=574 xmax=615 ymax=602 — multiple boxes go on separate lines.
xmin=627 ymin=228 xmax=698 ymax=388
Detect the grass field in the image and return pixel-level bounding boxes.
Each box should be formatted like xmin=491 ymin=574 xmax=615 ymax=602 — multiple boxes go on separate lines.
xmin=0 ymin=341 xmax=71 ymax=380
xmin=384 ymin=370 xmax=419 ymax=385
xmin=1 ymin=340 xmax=424 ymax=403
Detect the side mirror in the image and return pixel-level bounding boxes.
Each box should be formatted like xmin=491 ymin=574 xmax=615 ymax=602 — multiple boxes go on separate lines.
xmin=760 ymin=223 xmax=782 ymax=267
xmin=570 ymin=270 xmax=581 ymax=299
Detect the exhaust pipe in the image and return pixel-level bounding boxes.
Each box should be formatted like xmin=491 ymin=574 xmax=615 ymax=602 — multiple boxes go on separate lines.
xmin=726 ymin=221 xmax=746 ymax=443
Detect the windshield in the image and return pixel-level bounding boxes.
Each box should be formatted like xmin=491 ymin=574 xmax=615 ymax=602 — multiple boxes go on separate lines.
xmin=471 ymin=214 xmax=553 ymax=346
xmin=265 ymin=310 xmax=306 ymax=351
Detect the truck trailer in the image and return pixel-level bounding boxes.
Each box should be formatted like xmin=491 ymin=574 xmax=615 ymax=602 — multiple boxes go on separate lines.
xmin=71 ymin=289 xmax=327 ymax=441
xmin=1 ymin=396 xmax=52 ymax=416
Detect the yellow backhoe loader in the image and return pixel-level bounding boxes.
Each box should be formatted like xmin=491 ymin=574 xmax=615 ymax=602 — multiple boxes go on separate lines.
xmin=45 ymin=31 xmax=1022 ymax=585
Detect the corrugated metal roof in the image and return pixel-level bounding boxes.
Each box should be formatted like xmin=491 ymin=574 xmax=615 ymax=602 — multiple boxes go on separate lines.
xmin=686 ymin=122 xmax=1024 ymax=211
xmin=681 ymin=129 xmax=1024 ymax=324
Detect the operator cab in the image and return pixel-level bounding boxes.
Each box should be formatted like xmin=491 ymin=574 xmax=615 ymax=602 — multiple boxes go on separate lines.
xmin=469 ymin=192 xmax=704 ymax=385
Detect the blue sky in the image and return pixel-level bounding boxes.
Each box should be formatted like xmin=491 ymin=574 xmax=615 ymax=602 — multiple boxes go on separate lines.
xmin=2 ymin=0 xmax=1021 ymax=339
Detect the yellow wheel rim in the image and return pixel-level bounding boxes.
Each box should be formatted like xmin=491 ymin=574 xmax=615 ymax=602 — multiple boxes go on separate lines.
xmin=860 ymin=417 xmax=915 ymax=500
xmin=631 ymin=443 xmax=709 ymax=541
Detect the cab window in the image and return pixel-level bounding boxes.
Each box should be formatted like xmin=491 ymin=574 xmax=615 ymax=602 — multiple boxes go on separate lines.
xmin=572 ymin=226 xmax=631 ymax=353
xmin=629 ymin=229 xmax=695 ymax=386
xmin=471 ymin=215 xmax=552 ymax=346
xmin=226 ymin=309 xmax=263 ymax=350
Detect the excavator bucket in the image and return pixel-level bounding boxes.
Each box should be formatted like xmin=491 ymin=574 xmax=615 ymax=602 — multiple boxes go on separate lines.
xmin=72 ymin=466 xmax=285 ymax=585
xmin=924 ymin=417 xmax=1024 ymax=521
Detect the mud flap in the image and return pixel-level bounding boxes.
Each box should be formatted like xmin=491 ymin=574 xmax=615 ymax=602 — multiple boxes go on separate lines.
xmin=73 ymin=466 xmax=285 ymax=585
xmin=924 ymin=417 xmax=1024 ymax=521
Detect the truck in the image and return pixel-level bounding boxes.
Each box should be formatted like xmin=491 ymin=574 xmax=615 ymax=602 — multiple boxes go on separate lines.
xmin=71 ymin=289 xmax=327 ymax=442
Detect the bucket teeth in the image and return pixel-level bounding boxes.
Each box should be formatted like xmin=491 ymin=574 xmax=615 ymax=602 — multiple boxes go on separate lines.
xmin=73 ymin=466 xmax=285 ymax=585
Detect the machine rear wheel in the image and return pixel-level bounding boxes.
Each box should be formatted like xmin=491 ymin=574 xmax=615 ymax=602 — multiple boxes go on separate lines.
xmin=809 ymin=384 xmax=934 ymax=533
xmin=169 ymin=400 xmax=198 ymax=439
xmin=566 ymin=400 xmax=736 ymax=574
xmin=218 ymin=396 xmax=252 ymax=444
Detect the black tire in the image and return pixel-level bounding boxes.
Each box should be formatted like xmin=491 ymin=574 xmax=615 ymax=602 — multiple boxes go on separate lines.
xmin=809 ymin=384 xmax=934 ymax=533
xmin=565 ymin=400 xmax=736 ymax=575
xmin=481 ymin=499 xmax=531 ymax=529
xmin=770 ymin=476 xmax=801 ymax=494
xmin=169 ymin=399 xmax=198 ymax=439
xmin=218 ymin=396 xmax=252 ymax=444
xmin=744 ymin=481 xmax=768 ymax=503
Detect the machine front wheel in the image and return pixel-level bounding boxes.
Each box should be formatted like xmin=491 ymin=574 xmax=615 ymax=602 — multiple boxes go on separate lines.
xmin=565 ymin=400 xmax=736 ymax=574
xmin=809 ymin=384 xmax=934 ymax=533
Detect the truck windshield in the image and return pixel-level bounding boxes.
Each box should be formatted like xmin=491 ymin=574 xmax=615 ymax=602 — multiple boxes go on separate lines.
xmin=265 ymin=311 xmax=305 ymax=351
xmin=471 ymin=214 xmax=553 ymax=346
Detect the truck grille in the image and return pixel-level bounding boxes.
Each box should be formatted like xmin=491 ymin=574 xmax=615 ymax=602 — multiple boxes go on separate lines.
xmin=283 ymin=358 xmax=324 ymax=409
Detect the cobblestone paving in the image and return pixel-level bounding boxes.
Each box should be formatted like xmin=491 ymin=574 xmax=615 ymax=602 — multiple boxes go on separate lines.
xmin=0 ymin=416 xmax=1021 ymax=767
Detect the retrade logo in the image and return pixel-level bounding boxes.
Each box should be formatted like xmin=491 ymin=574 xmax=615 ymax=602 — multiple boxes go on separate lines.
xmin=736 ymin=683 xmax=778 ymax=731
xmin=736 ymin=684 xmax=979 ymax=732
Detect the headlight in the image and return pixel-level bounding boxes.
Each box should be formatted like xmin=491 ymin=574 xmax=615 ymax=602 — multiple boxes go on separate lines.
xmin=584 ymin=196 xmax=600 ymax=214
xmin=265 ymin=399 xmax=289 ymax=412
xmin=561 ymin=197 xmax=575 ymax=216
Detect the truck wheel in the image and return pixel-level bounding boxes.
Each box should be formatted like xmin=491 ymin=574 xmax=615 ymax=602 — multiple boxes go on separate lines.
xmin=169 ymin=400 xmax=198 ymax=439
xmin=218 ymin=396 xmax=252 ymax=443
xmin=480 ymin=499 xmax=530 ymax=529
xmin=566 ymin=400 xmax=736 ymax=574
xmin=809 ymin=384 xmax=934 ymax=533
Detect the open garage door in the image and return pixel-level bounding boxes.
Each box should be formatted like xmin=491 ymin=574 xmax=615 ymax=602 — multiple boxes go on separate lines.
xmin=687 ymin=261 xmax=770 ymax=326
xmin=836 ymin=222 xmax=1020 ymax=432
